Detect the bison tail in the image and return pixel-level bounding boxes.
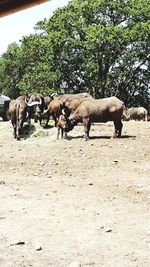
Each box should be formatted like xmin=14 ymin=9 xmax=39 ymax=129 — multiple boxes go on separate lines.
xmin=16 ymin=102 xmax=20 ymax=125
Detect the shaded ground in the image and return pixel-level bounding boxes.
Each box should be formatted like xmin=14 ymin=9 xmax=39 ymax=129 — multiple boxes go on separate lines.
xmin=0 ymin=119 xmax=150 ymax=267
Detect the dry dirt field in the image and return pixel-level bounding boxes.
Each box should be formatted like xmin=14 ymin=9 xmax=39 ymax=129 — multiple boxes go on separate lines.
xmin=0 ymin=119 xmax=150 ymax=267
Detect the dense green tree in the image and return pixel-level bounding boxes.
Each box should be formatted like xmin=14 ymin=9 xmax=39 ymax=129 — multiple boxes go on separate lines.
xmin=44 ymin=0 xmax=150 ymax=108
xmin=0 ymin=43 xmax=22 ymax=98
xmin=17 ymin=34 xmax=60 ymax=95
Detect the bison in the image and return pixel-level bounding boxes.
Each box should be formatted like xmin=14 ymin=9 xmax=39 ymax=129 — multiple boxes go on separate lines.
xmin=9 ymin=97 xmax=27 ymax=140
xmin=122 ymin=107 xmax=148 ymax=121
xmin=41 ymin=95 xmax=55 ymax=127
xmin=43 ymin=95 xmax=54 ymax=109
xmin=64 ymin=96 xmax=124 ymax=140
xmin=26 ymin=94 xmax=45 ymax=124
xmin=57 ymin=115 xmax=68 ymax=140
xmin=57 ymin=113 xmax=74 ymax=140
xmin=63 ymin=96 xmax=94 ymax=114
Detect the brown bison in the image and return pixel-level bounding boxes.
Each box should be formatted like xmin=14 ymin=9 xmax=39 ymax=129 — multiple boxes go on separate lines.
xmin=41 ymin=95 xmax=54 ymax=127
xmin=63 ymin=96 xmax=94 ymax=114
xmin=9 ymin=97 xmax=27 ymax=140
xmin=43 ymin=99 xmax=62 ymax=127
xmin=122 ymin=107 xmax=148 ymax=121
xmin=43 ymin=95 xmax=54 ymax=108
xmin=64 ymin=96 xmax=124 ymax=140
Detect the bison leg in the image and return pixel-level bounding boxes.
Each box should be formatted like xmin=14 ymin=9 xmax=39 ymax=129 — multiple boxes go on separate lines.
xmin=16 ymin=128 xmax=20 ymax=140
xmin=57 ymin=127 xmax=65 ymax=140
xmin=144 ymin=112 xmax=148 ymax=121
xmin=62 ymin=129 xmax=67 ymax=139
xmin=11 ymin=120 xmax=17 ymax=138
xmin=13 ymin=125 xmax=17 ymax=138
xmin=52 ymin=114 xmax=57 ymax=127
xmin=64 ymin=131 xmax=68 ymax=139
xmin=57 ymin=126 xmax=62 ymax=140
xmin=44 ymin=114 xmax=50 ymax=128
xmin=34 ymin=117 xmax=38 ymax=123
xmin=57 ymin=127 xmax=60 ymax=140
xmin=39 ymin=116 xmax=42 ymax=125
xmin=26 ymin=112 xmax=31 ymax=125
xmin=113 ymin=120 xmax=123 ymax=138
xmin=59 ymin=128 xmax=67 ymax=139
xmin=16 ymin=125 xmax=21 ymax=140
xmin=61 ymin=128 xmax=64 ymax=139
xmin=83 ymin=118 xmax=91 ymax=140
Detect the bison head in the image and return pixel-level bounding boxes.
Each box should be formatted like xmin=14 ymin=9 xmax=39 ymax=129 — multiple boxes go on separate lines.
xmin=26 ymin=98 xmax=43 ymax=122
xmin=61 ymin=109 xmax=75 ymax=132
xmin=59 ymin=100 xmax=71 ymax=117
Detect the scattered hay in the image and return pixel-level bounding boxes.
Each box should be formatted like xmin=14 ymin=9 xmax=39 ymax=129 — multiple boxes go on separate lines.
xmin=31 ymin=129 xmax=50 ymax=138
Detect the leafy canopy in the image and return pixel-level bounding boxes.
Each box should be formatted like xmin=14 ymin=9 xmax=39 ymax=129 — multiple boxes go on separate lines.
xmin=0 ymin=0 xmax=149 ymax=109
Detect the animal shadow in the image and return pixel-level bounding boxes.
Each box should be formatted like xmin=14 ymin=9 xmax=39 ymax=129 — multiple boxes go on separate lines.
xmin=65 ymin=135 xmax=84 ymax=140
xmin=119 ymin=135 xmax=136 ymax=139
xmin=43 ymin=124 xmax=54 ymax=129
xmin=21 ymin=124 xmax=36 ymax=139
xmin=66 ymin=134 xmax=136 ymax=140
xmin=90 ymin=134 xmax=136 ymax=139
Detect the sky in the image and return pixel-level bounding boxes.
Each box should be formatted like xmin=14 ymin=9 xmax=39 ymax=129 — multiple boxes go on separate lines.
xmin=0 ymin=0 xmax=69 ymax=55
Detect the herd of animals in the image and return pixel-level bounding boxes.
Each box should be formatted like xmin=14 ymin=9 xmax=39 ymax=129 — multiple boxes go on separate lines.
xmin=7 ymin=92 xmax=148 ymax=141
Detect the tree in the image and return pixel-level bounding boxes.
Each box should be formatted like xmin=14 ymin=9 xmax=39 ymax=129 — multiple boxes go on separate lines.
xmin=17 ymin=34 xmax=60 ymax=95
xmin=0 ymin=0 xmax=149 ymax=110
xmin=0 ymin=43 xmax=21 ymax=98
xmin=44 ymin=0 xmax=150 ymax=107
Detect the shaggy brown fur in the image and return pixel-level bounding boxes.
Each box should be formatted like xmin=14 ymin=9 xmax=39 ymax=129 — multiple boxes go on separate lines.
xmin=68 ymin=96 xmax=124 ymax=140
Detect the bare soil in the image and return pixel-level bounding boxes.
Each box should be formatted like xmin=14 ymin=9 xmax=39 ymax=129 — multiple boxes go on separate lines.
xmin=0 ymin=119 xmax=150 ymax=267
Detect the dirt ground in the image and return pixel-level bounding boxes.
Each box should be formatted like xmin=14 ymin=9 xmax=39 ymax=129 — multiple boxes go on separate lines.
xmin=0 ymin=119 xmax=150 ymax=267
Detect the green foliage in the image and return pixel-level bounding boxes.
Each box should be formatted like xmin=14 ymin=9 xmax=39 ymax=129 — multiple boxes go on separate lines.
xmin=0 ymin=43 xmax=21 ymax=98
xmin=0 ymin=0 xmax=149 ymax=110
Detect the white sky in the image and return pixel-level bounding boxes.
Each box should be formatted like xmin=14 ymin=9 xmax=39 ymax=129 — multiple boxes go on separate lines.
xmin=0 ymin=0 xmax=69 ymax=55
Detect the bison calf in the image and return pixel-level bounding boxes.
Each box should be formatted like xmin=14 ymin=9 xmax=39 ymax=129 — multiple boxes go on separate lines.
xmin=57 ymin=115 xmax=68 ymax=139
xmin=57 ymin=113 xmax=74 ymax=140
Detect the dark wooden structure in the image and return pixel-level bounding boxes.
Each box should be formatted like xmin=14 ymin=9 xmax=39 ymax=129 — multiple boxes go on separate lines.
xmin=0 ymin=0 xmax=49 ymax=17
